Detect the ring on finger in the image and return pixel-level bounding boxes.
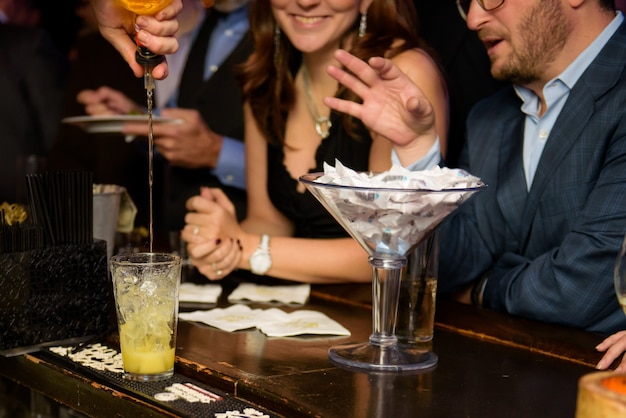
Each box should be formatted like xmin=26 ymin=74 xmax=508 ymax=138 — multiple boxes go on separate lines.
xmin=212 ymin=262 xmax=223 ymax=277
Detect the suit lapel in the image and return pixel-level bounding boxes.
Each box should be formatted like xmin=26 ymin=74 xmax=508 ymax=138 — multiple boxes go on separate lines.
xmin=520 ymin=21 xmax=626 ymax=239
xmin=496 ymin=115 xmax=528 ymax=238
xmin=177 ymin=10 xmax=221 ymax=108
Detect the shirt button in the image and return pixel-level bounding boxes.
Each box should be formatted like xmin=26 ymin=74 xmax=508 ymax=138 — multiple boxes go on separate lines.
xmin=539 ymin=130 xmax=548 ymax=140
xmin=225 ymin=29 xmax=233 ymax=37
xmin=210 ymin=65 xmax=218 ymax=73
xmin=226 ymin=174 xmax=234 ymax=183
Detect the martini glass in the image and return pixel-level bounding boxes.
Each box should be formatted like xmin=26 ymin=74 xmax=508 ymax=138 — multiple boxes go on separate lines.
xmin=300 ymin=171 xmax=485 ymax=372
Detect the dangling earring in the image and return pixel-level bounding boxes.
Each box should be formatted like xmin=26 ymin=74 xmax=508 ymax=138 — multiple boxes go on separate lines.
xmin=358 ymin=12 xmax=367 ymax=38
xmin=274 ymin=24 xmax=281 ymax=66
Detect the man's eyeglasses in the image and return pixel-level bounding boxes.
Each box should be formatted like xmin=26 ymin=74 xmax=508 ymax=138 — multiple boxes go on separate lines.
xmin=456 ymin=0 xmax=505 ymax=21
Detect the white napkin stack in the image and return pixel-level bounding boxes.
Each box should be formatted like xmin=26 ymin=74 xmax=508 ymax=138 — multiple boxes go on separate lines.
xmin=227 ymin=283 xmax=311 ymax=305
xmin=179 ymin=304 xmax=350 ymax=337
xmin=179 ymin=283 xmax=223 ymax=304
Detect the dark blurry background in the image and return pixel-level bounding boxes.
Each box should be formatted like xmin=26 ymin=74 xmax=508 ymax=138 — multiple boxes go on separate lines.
xmin=38 ymin=0 xmax=84 ymax=58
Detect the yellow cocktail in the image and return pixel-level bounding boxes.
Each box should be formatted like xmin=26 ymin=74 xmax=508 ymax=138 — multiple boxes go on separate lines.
xmin=119 ymin=319 xmax=175 ymax=375
xmin=110 ymin=253 xmax=181 ymax=381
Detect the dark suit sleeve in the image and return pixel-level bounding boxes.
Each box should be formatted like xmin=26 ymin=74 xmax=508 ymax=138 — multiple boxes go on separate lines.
xmin=439 ymin=86 xmax=626 ymax=336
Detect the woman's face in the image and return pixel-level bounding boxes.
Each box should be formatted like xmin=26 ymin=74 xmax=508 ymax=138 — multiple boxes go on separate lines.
xmin=271 ymin=0 xmax=369 ymax=56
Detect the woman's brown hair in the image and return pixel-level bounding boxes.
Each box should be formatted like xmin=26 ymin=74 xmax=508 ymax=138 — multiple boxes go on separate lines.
xmin=238 ymin=0 xmax=428 ymax=145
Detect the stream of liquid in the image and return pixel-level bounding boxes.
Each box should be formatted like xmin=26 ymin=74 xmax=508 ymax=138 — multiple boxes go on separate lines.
xmin=146 ymin=84 xmax=155 ymax=253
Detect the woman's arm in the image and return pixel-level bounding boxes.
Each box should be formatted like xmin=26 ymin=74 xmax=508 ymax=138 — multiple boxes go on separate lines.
xmin=184 ymin=103 xmax=372 ymax=283
xmin=238 ymin=103 xmax=371 ymax=283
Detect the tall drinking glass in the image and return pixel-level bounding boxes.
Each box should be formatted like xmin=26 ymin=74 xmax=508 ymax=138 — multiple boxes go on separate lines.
xmin=110 ymin=252 xmax=181 ymax=381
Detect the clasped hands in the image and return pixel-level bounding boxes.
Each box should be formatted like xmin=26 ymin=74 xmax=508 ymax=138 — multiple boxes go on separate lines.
xmin=182 ymin=187 xmax=243 ymax=280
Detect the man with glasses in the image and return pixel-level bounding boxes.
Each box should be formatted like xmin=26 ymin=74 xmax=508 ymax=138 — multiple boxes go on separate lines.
xmin=326 ymin=0 xmax=626 ymax=337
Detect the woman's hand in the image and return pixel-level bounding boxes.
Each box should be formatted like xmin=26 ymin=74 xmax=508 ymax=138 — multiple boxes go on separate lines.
xmin=89 ymin=0 xmax=182 ymax=79
xmin=324 ymin=49 xmax=437 ymax=149
xmin=596 ymin=330 xmax=626 ymax=371
xmin=182 ymin=187 xmax=243 ymax=280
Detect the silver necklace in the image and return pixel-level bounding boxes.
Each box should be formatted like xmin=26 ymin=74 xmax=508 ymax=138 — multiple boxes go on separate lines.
xmin=301 ymin=64 xmax=332 ymax=139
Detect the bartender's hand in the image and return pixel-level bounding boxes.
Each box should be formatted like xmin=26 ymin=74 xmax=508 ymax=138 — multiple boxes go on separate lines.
xmin=324 ymin=49 xmax=437 ymax=161
xmin=121 ymin=108 xmax=224 ymax=169
xmin=77 ymin=86 xmax=143 ymax=116
xmin=182 ymin=187 xmax=243 ymax=280
xmin=596 ymin=330 xmax=626 ymax=371
xmin=89 ymin=0 xmax=182 ymax=79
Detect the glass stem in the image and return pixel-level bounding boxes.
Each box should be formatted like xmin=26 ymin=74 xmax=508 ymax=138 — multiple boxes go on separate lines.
xmin=369 ymin=256 xmax=406 ymax=347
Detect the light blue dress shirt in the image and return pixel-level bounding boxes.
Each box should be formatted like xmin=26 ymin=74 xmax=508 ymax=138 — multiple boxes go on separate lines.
xmin=204 ymin=5 xmax=249 ymax=191
xmin=163 ymin=4 xmax=249 ymax=191
xmin=515 ymin=11 xmax=623 ymax=190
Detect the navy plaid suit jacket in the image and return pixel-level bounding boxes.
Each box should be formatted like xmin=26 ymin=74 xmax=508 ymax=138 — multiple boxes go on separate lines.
xmin=438 ymin=20 xmax=626 ymax=335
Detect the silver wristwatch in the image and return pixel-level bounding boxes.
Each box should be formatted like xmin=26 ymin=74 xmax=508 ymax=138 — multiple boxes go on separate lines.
xmin=249 ymin=234 xmax=272 ymax=275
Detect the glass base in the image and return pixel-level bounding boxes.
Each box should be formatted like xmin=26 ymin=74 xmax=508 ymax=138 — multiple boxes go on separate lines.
xmin=328 ymin=341 xmax=438 ymax=372
xmin=123 ymin=370 xmax=173 ymax=381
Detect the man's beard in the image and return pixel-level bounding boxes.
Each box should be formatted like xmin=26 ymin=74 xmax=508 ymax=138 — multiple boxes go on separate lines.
xmin=491 ymin=0 xmax=571 ymax=85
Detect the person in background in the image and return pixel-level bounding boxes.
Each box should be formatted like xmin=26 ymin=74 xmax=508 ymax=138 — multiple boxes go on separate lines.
xmin=47 ymin=5 xmax=161 ymax=229
xmin=50 ymin=0 xmax=205 ymax=231
xmin=321 ymin=0 xmax=626 ymax=335
xmin=181 ymin=0 xmax=449 ymax=283
xmin=0 ymin=0 xmax=67 ymax=203
xmin=76 ymin=0 xmax=253 ymax=236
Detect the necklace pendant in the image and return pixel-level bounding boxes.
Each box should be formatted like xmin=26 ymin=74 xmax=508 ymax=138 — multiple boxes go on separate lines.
xmin=315 ymin=117 xmax=332 ymax=139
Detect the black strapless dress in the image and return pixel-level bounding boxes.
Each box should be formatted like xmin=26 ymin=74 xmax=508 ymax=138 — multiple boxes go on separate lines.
xmin=267 ymin=113 xmax=372 ymax=238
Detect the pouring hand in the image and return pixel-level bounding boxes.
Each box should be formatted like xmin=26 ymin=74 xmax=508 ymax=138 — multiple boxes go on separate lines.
xmin=89 ymin=0 xmax=182 ymax=79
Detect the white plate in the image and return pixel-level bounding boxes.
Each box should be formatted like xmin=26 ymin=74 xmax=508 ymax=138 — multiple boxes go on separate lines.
xmin=62 ymin=115 xmax=183 ymax=134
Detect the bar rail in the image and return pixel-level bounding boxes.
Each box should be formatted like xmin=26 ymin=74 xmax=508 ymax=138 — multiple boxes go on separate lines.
xmin=0 ymin=277 xmax=609 ymax=417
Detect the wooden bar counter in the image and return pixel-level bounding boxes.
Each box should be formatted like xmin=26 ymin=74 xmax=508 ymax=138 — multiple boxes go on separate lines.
xmin=0 ymin=274 xmax=608 ymax=417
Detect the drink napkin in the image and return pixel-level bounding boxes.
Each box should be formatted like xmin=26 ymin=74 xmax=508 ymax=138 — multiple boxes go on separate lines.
xmin=179 ymin=283 xmax=222 ymax=304
xmin=179 ymin=304 xmax=350 ymax=337
xmin=227 ymin=283 xmax=310 ymax=305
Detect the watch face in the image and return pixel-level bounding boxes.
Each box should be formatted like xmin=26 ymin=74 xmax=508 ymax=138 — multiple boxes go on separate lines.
xmin=251 ymin=251 xmax=271 ymax=274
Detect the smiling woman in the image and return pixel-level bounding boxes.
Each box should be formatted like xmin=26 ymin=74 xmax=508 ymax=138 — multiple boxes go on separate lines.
xmin=181 ymin=0 xmax=450 ymax=285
